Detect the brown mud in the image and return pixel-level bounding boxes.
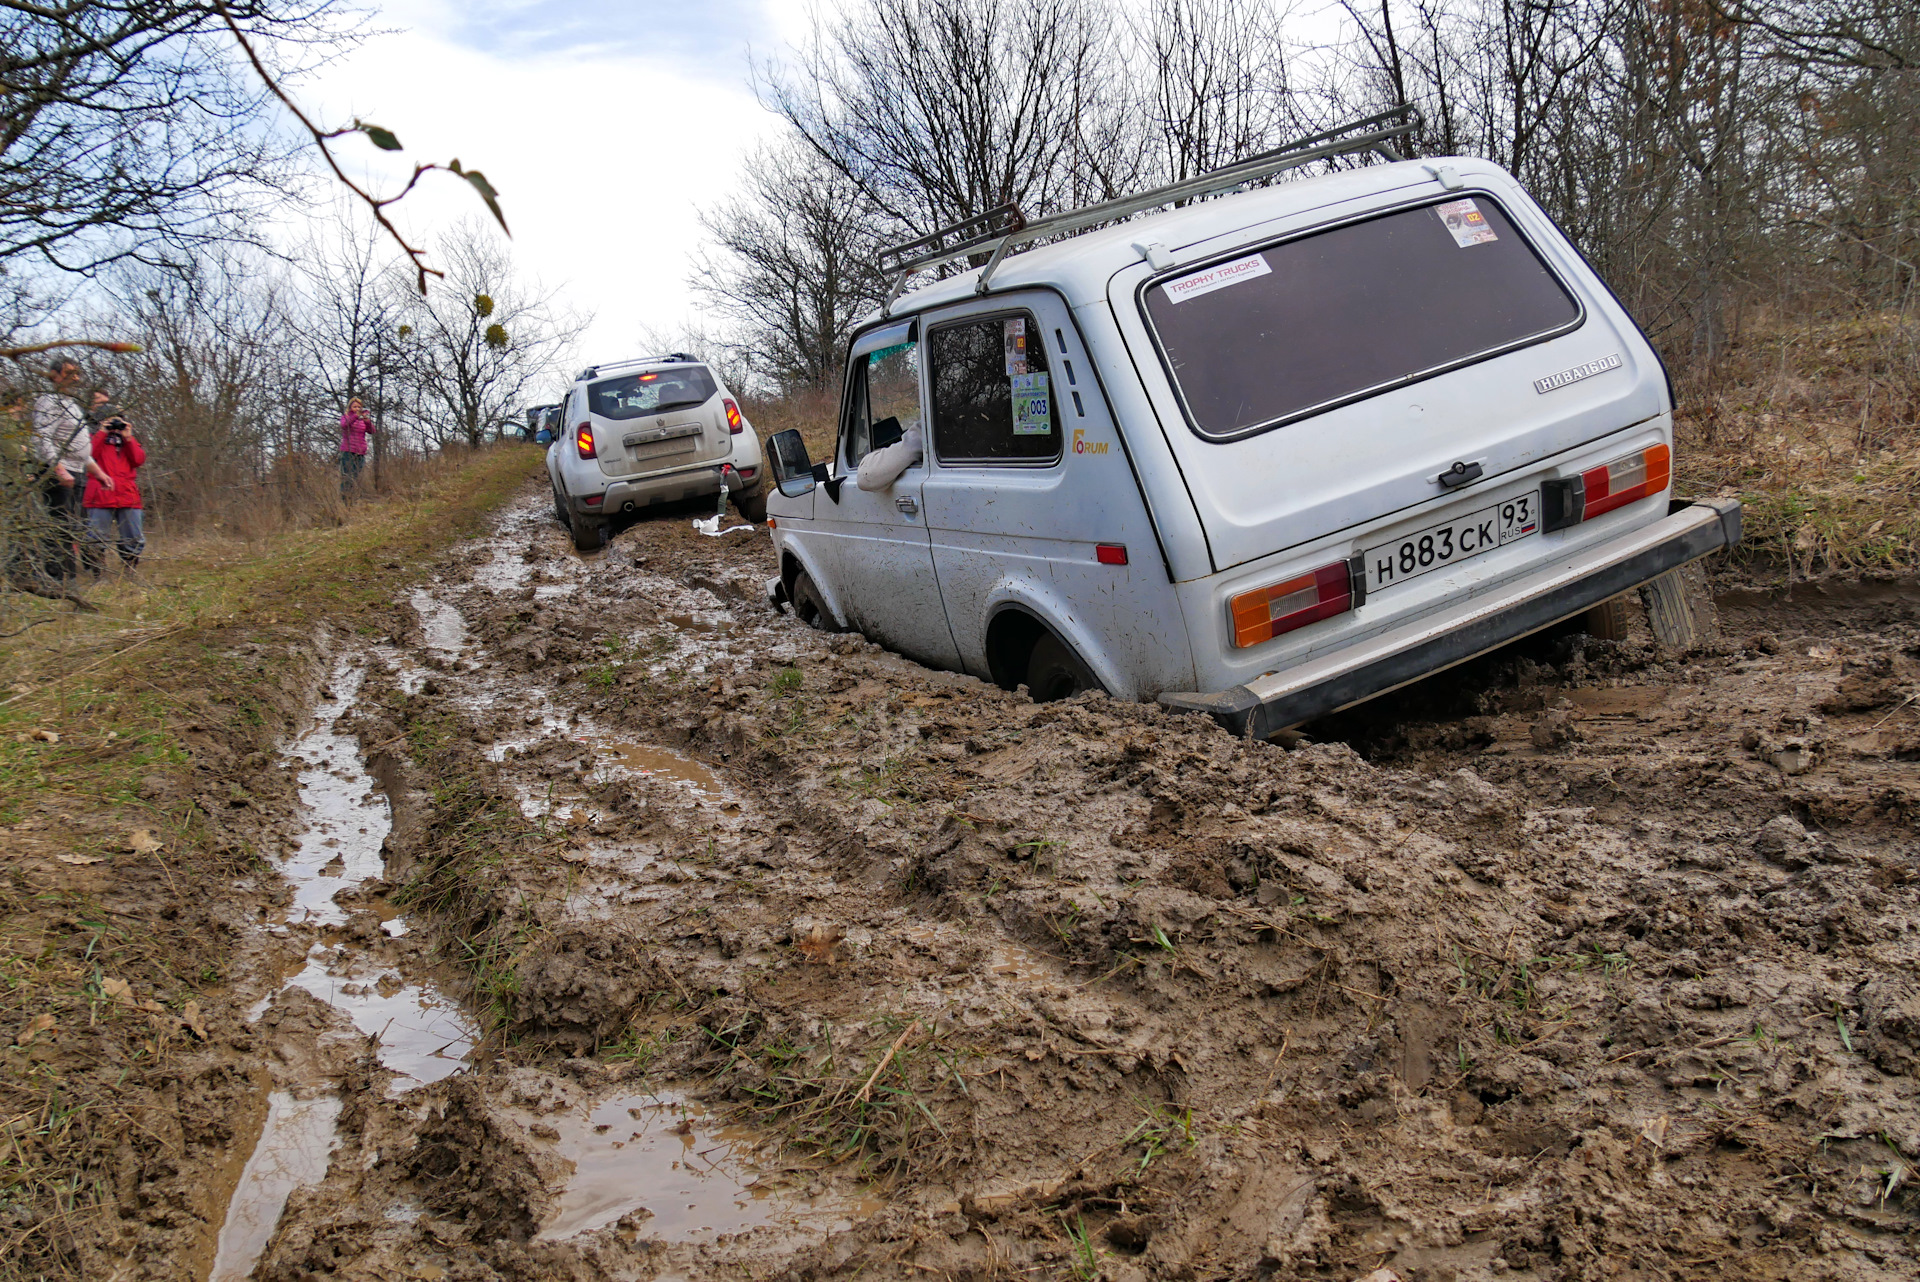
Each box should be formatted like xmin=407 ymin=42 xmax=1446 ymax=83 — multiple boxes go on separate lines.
xmin=71 ymin=487 xmax=1920 ymax=1280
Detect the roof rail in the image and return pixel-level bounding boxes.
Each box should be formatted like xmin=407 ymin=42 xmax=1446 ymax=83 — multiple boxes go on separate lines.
xmin=578 ymin=352 xmax=702 ymax=379
xmin=876 ymin=106 xmax=1422 ymax=314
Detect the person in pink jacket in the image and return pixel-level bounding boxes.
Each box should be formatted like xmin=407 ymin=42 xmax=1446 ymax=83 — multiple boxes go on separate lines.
xmin=84 ymin=415 xmax=146 ymax=570
xmin=339 ymin=397 xmax=375 ymax=495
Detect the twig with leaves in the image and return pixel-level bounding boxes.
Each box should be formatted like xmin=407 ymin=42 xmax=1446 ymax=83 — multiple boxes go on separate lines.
xmin=211 ymin=0 xmax=509 ymax=293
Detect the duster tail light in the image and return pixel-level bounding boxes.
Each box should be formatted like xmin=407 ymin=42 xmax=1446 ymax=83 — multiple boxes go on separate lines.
xmin=1230 ymin=560 xmax=1355 ymax=648
xmin=723 ymin=398 xmax=744 ymax=434
xmin=576 ymin=422 xmax=597 ymax=458
xmin=1542 ymin=443 xmax=1670 ymax=531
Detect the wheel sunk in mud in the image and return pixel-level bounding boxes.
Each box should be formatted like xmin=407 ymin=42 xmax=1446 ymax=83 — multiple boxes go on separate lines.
xmin=790 ymin=569 xmax=837 ymax=630
xmin=1026 ymin=631 xmax=1098 ymax=701
xmin=733 ymin=485 xmax=769 ymax=524
xmin=572 ymin=518 xmax=608 ymax=552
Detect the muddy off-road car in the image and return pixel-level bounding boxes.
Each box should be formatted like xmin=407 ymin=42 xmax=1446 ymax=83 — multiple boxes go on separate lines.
xmin=764 ymin=110 xmax=1740 ymax=738
xmin=548 ymin=354 xmax=766 ymax=551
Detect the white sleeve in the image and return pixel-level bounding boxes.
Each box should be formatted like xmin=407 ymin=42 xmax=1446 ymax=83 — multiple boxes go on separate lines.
xmin=29 ymin=395 xmax=61 ymax=463
xmin=855 ymin=427 xmax=925 ymax=491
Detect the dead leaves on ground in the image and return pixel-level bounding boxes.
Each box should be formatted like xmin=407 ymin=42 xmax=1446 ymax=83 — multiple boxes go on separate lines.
xmin=15 ymin=1014 xmax=56 ymax=1046
xmin=795 ymin=921 xmax=844 ymax=965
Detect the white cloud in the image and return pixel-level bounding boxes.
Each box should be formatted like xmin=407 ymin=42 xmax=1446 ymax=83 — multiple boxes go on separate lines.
xmin=295 ymin=0 xmax=821 ymax=391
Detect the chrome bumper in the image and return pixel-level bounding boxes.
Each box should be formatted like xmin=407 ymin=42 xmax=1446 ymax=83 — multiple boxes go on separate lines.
xmin=1158 ymin=498 xmax=1742 ymax=738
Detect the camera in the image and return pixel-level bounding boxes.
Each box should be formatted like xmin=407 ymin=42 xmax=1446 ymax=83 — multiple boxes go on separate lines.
xmin=103 ymin=416 xmax=128 ymax=441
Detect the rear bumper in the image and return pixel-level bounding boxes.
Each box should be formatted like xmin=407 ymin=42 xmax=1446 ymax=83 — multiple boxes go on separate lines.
xmin=1158 ymin=497 xmax=1740 ymax=738
xmin=574 ymin=461 xmax=761 ymax=516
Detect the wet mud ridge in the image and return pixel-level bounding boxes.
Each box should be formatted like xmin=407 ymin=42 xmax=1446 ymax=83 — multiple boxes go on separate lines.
xmin=223 ymin=490 xmax=1920 ymax=1282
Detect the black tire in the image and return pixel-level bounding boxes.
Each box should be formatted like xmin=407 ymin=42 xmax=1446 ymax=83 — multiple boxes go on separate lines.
xmin=1026 ymin=632 xmax=1097 ymax=702
xmin=733 ymin=484 xmax=769 ymax=523
xmin=790 ymin=570 xmax=837 ymax=631
xmin=572 ymin=519 xmax=608 ymax=553
xmin=1583 ymin=594 xmax=1632 ymax=642
xmin=551 ymin=477 xmax=571 ymax=529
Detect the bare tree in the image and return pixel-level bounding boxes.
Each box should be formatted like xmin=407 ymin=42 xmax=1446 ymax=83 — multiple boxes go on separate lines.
xmin=692 ymin=142 xmax=887 ymax=392
xmin=1133 ymin=0 xmax=1302 ymax=185
xmin=0 ymin=1 xmax=348 ymax=273
xmin=393 ymin=223 xmax=585 ymax=448
xmin=760 ymin=0 xmax=1124 ymax=237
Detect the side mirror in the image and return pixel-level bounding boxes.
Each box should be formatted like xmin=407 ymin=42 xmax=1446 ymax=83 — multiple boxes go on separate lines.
xmin=767 ymin=429 xmax=817 ymax=498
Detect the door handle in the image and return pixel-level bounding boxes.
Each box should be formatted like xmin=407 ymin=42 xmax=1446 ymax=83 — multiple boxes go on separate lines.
xmin=894 ymin=495 xmax=918 ymax=515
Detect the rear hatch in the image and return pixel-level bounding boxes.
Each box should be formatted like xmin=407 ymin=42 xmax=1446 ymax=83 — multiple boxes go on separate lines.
xmin=587 ymin=364 xmax=731 ymax=478
xmin=1113 ymin=186 xmax=1666 ymax=573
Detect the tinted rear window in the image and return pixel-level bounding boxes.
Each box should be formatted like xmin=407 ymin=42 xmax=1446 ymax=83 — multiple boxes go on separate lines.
xmin=589 ymin=366 xmax=718 ymax=420
xmin=1142 ymin=197 xmax=1580 ymax=439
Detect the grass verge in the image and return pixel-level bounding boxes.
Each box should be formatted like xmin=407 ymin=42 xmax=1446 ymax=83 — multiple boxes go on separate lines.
xmin=0 ymin=443 xmax=540 ymax=1279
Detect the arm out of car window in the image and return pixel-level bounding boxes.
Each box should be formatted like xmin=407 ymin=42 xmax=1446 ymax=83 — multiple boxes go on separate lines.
xmin=856 ymin=427 xmax=924 ymax=491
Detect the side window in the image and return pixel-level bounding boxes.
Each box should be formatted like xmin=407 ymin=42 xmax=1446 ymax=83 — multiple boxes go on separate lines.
xmin=841 ymin=339 xmax=922 ymax=471
xmin=928 ymin=312 xmax=1060 ymax=464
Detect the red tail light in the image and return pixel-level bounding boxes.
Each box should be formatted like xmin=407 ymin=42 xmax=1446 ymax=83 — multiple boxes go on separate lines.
xmin=575 ymin=422 xmax=596 ymax=458
xmin=1096 ymin=544 xmax=1128 ymax=565
xmin=723 ymin=398 xmax=743 ymax=434
xmin=1542 ymin=443 xmax=1670 ymax=531
xmin=1581 ymin=442 xmax=1670 ymax=519
xmin=1229 ymin=560 xmax=1355 ymax=648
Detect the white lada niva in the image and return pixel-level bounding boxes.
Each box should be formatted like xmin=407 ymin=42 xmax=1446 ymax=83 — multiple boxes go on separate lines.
xmin=763 ymin=110 xmax=1739 ymax=738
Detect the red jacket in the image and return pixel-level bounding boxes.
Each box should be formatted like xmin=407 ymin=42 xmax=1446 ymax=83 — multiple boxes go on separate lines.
xmin=84 ymin=430 xmax=145 ymax=509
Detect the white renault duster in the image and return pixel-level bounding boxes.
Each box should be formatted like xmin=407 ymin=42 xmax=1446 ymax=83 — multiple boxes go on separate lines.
xmin=763 ymin=112 xmax=1739 ymax=737
xmin=548 ymin=355 xmax=766 ymax=551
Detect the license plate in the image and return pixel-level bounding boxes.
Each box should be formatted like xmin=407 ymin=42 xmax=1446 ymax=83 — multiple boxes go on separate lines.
xmin=1365 ymin=492 xmax=1538 ymax=594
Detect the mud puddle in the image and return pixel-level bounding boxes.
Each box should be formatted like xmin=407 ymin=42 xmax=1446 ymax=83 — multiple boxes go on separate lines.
xmin=594 ymin=739 xmax=721 ymax=794
xmin=411 ymin=587 xmax=470 ymax=659
xmin=207 ymin=1092 xmax=342 ymax=1282
xmin=262 ymin=662 xmax=478 ymax=1090
xmin=530 ymin=1092 xmax=877 ymax=1243
xmin=211 ymin=660 xmax=479 ymax=1280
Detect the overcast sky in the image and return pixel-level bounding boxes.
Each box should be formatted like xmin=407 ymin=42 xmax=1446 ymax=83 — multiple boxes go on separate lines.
xmin=300 ymin=0 xmax=817 ymax=384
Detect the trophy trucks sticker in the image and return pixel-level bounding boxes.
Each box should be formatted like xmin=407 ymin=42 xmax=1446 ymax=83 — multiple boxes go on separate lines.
xmin=1435 ymin=198 xmax=1499 ymax=247
xmin=1162 ymin=253 xmax=1272 ymax=304
xmin=1071 ymin=428 xmax=1108 ymax=455
xmin=1534 ymin=352 xmax=1623 ymax=395
xmin=1011 ymin=373 xmax=1052 ymax=435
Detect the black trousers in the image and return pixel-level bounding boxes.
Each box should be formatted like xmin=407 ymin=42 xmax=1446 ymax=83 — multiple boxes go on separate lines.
xmin=38 ymin=480 xmax=86 ymax=580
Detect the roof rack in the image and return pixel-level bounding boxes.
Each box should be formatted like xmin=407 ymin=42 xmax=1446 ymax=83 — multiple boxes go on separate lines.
xmin=877 ymin=106 xmax=1422 ymax=314
xmin=578 ymin=352 xmax=701 ymax=379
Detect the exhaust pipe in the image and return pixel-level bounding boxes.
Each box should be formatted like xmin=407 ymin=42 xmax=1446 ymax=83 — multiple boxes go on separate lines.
xmin=622 ymin=501 xmax=635 ymax=512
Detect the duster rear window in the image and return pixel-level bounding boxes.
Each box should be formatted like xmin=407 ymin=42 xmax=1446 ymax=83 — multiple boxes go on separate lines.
xmin=589 ymin=366 xmax=718 ymax=421
xmin=1142 ymin=196 xmax=1581 ymax=440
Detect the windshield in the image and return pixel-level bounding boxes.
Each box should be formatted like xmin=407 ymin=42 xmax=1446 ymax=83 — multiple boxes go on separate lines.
xmin=1142 ymin=196 xmax=1580 ymax=439
xmin=588 ymin=366 xmax=718 ymax=420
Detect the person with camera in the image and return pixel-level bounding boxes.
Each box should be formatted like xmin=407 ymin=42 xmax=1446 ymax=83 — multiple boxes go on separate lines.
xmin=86 ymin=388 xmax=122 ymax=430
xmin=84 ymin=414 xmax=146 ymax=571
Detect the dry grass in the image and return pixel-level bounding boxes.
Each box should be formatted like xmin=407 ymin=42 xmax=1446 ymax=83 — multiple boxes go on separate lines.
xmin=0 ymin=443 xmax=540 ymax=1277
xmin=742 ymin=387 xmax=839 ymax=468
xmin=1672 ymin=312 xmax=1920 ymax=576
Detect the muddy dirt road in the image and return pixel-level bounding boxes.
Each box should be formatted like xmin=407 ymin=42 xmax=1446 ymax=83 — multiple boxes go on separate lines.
xmin=219 ymin=487 xmax=1918 ymax=1282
